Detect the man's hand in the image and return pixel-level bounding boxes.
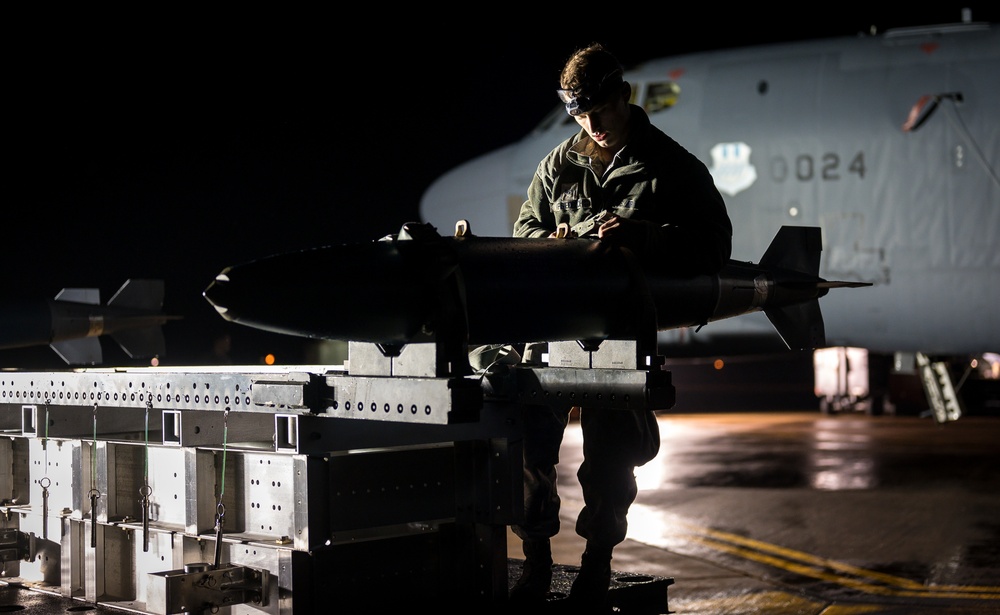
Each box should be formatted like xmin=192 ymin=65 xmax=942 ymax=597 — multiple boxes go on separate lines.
xmin=597 ymin=215 xmax=645 ymax=249
xmin=548 ymin=223 xmax=577 ymax=238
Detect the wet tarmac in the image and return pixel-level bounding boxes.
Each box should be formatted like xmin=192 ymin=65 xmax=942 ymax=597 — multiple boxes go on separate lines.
xmin=523 ymin=411 xmax=1000 ymax=614
xmin=4 ymin=411 xmax=999 ymax=613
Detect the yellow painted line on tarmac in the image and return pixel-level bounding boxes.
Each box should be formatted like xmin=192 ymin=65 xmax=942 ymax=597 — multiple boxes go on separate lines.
xmin=680 ymin=522 xmax=1000 ymax=601
xmin=674 ymin=590 xmax=886 ymax=615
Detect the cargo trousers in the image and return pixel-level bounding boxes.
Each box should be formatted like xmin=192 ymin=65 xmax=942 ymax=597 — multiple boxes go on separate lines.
xmin=511 ymin=403 xmax=660 ymax=551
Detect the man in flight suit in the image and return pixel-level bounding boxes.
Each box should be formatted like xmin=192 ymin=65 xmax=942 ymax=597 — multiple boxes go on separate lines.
xmin=509 ymin=42 xmax=732 ymax=611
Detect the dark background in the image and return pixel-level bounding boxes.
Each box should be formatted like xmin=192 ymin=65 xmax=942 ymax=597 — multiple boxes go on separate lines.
xmin=7 ymin=9 xmax=998 ymax=367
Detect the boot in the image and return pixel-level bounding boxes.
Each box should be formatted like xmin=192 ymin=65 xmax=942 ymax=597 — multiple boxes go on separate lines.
xmin=569 ymin=546 xmax=612 ymax=611
xmin=509 ymin=539 xmax=553 ymax=603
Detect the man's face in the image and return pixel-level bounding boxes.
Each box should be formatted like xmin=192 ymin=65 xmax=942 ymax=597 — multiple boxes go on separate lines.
xmin=573 ymin=91 xmax=629 ymax=151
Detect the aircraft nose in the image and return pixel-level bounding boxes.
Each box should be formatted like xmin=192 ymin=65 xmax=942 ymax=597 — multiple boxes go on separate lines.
xmin=419 ymin=145 xmax=518 ymax=237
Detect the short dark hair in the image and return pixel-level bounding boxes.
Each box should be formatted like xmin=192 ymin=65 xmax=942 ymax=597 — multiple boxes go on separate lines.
xmin=559 ymin=43 xmax=624 ymax=93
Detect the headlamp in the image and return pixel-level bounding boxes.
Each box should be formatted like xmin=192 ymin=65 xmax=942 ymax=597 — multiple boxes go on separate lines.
xmin=556 ymin=68 xmax=624 ymax=116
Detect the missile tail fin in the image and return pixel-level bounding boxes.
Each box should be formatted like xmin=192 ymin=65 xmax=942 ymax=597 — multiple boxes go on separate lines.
xmin=760 ymin=226 xmax=822 ymax=276
xmin=111 ymin=326 xmax=167 ymax=360
xmin=51 ymin=337 xmax=103 ymax=365
xmin=759 ymin=227 xmax=827 ymax=350
xmin=764 ymin=299 xmax=826 ymax=350
xmin=108 ymin=279 xmax=165 ymax=310
xmin=108 ymin=279 xmax=174 ymax=361
xmin=54 ymin=287 xmax=100 ymax=304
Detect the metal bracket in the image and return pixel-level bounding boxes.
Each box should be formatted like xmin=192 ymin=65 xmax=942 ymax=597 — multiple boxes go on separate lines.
xmin=146 ymin=562 xmax=270 ymax=614
xmin=0 ymin=528 xmax=37 ymax=563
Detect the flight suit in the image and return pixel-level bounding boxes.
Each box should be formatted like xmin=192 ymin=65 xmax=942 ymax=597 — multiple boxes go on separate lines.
xmin=511 ymin=105 xmax=732 ymax=551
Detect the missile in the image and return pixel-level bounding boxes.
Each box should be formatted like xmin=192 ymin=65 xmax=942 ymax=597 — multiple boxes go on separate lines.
xmin=203 ymin=223 xmax=869 ymax=353
xmin=0 ymin=279 xmax=182 ymax=365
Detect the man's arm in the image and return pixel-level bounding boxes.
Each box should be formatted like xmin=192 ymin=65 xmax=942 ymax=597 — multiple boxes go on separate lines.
xmin=599 ymin=176 xmax=732 ymax=275
xmin=513 ymin=166 xmax=558 ymax=238
xmin=641 ymin=144 xmax=733 ymax=275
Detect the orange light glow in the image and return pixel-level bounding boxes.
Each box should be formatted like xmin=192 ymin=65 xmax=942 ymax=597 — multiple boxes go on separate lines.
xmin=264 ymin=353 xmax=276 ymax=366
xmin=713 ymin=359 xmax=724 ymax=370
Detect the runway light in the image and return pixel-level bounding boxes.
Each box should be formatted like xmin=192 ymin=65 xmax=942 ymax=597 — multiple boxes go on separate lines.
xmin=713 ymin=359 xmax=725 ymax=370
xmin=264 ymin=353 xmax=276 ymax=365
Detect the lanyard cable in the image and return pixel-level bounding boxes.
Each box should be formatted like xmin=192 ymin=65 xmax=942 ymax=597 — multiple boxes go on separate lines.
xmin=139 ymin=401 xmax=153 ymax=552
xmin=40 ymin=403 xmax=51 ymax=540
xmin=213 ymin=409 xmax=230 ymax=569
xmin=90 ymin=404 xmax=101 ymax=548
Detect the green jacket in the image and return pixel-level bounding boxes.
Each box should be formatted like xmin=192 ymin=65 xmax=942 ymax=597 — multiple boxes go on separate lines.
xmin=514 ymin=105 xmax=732 ymax=276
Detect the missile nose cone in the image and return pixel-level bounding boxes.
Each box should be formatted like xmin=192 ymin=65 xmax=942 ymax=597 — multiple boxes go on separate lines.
xmin=203 ymin=270 xmax=233 ymax=318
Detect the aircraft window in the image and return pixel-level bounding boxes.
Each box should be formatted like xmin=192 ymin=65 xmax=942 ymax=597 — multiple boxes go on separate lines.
xmin=644 ymin=81 xmax=680 ymax=114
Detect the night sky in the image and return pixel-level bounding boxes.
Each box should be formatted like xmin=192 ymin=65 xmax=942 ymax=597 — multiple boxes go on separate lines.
xmin=7 ymin=9 xmax=997 ymax=367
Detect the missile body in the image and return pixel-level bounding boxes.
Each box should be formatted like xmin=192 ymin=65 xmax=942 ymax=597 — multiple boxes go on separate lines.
xmin=204 ymin=223 xmax=868 ymax=352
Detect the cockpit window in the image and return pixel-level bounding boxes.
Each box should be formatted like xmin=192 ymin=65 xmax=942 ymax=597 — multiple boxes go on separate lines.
xmin=643 ymin=81 xmax=680 ymax=113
